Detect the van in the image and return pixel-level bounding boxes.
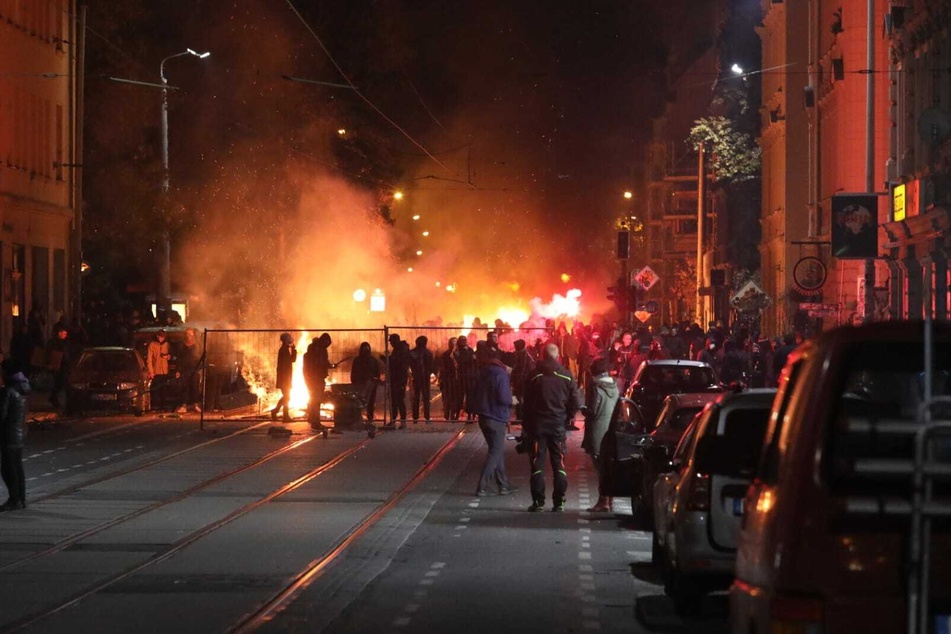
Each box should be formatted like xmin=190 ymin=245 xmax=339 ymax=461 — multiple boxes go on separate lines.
xmin=731 ymin=322 xmax=951 ymax=634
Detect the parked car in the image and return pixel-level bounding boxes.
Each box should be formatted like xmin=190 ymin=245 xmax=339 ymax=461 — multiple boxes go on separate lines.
xmin=626 ymin=359 xmax=722 ymax=429
xmin=652 ymin=388 xmax=776 ymax=613
xmin=600 ymin=387 xmax=723 ymax=516
xmin=66 ymin=347 xmax=151 ymax=416
xmin=635 ymin=392 xmax=723 ymax=522
xmin=731 ymin=322 xmax=951 ymax=634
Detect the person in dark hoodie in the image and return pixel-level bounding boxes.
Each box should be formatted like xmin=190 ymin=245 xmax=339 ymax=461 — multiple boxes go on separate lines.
xmin=471 ymin=346 xmax=517 ymax=496
xmin=272 ymin=333 xmax=297 ymax=422
xmin=437 ymin=337 xmax=458 ymax=420
xmin=350 ymin=342 xmax=383 ymax=423
xmin=582 ymin=358 xmax=620 ymax=512
xmin=0 ymin=359 xmax=30 ymax=511
xmin=387 ymin=334 xmax=411 ymax=429
xmin=408 ymin=335 xmax=435 ymax=424
xmin=510 ymin=339 xmax=535 ymax=422
xmin=522 ymin=343 xmax=582 ymax=512
xmin=303 ymin=333 xmax=335 ymax=430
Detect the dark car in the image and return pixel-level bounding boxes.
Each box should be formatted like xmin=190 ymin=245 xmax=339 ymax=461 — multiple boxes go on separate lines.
xmin=66 ymin=347 xmax=152 ymax=416
xmin=627 ymin=359 xmax=722 ymax=428
xmin=600 ymin=390 xmax=721 ymax=516
xmin=636 ymin=392 xmax=723 ymax=522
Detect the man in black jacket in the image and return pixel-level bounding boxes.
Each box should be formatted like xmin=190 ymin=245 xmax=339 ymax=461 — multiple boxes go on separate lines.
xmin=387 ymin=334 xmax=411 ymax=429
xmin=408 ymin=336 xmax=435 ymax=424
xmin=0 ymin=360 xmax=29 ymax=511
xmin=304 ymin=333 xmax=334 ymax=431
xmin=522 ymin=343 xmax=582 ymax=512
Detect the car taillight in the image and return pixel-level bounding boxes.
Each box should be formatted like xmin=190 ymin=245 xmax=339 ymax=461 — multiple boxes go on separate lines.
xmin=685 ymin=472 xmax=710 ymax=511
xmin=770 ymin=594 xmax=824 ymax=634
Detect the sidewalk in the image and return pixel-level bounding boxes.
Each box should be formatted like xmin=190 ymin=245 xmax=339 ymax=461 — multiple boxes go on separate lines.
xmin=26 ymin=389 xmax=59 ymax=423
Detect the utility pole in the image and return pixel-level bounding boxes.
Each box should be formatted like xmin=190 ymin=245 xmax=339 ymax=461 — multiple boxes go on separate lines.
xmin=70 ymin=4 xmax=86 ymax=325
xmin=863 ymin=0 xmax=876 ymax=320
xmin=696 ymin=142 xmax=706 ymax=324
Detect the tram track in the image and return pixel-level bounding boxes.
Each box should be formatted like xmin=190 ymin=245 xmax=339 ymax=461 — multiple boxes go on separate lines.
xmin=1 ymin=431 xmax=380 ymax=633
xmin=230 ymin=428 xmax=467 ymax=633
xmin=0 ymin=431 xmax=320 ymax=573
xmin=27 ymin=419 xmax=274 ymax=505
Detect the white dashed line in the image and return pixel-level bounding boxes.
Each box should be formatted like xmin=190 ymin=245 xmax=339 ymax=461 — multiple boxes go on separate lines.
xmin=583 ymin=620 xmax=601 ymax=629
xmin=392 ymin=616 xmax=411 ymax=627
xmin=454 ymin=525 xmax=467 ymax=531
xmin=431 ymin=562 xmax=446 ymax=569
xmin=419 ymin=579 xmax=434 ymax=586
xmin=582 ymin=607 xmax=599 ymax=617
xmin=578 ymin=551 xmax=592 ymax=560
xmin=424 ymin=570 xmax=440 ymax=577
xmin=458 ymin=517 xmax=470 ymax=523
xmin=404 ymin=604 xmax=420 ymax=613
xmin=467 ymin=502 xmax=479 ymax=508
xmin=579 ymin=564 xmax=593 ymax=572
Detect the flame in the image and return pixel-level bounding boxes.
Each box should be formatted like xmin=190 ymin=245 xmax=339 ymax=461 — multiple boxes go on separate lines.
xmin=531 ymin=288 xmax=582 ymax=319
xmin=289 ymin=332 xmax=311 ymax=410
xmin=497 ymin=307 xmax=530 ymax=329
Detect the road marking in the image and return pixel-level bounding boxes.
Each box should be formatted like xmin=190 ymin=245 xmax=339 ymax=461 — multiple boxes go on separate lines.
xmin=424 ymin=570 xmax=440 ymax=577
xmin=577 ymin=518 xmax=589 ymax=524
xmin=419 ymin=579 xmax=434 ymax=585
xmin=579 ymin=574 xmax=594 ymax=581
xmin=579 ymin=564 xmax=593 ymax=572
xmin=392 ymin=616 xmax=411 ymax=627
xmin=467 ymin=502 xmax=479 ymax=508
xmin=458 ymin=517 xmax=470 ymax=523
xmin=404 ymin=604 xmax=420 ymax=613
xmin=582 ymin=607 xmax=599 ymax=617
xmin=414 ymin=590 xmax=427 ymax=599
xmin=454 ymin=525 xmax=467 ymax=531
xmin=583 ymin=620 xmax=601 ymax=629
xmin=580 ymin=528 xmax=591 ymax=533
xmin=578 ymin=551 xmax=592 ymax=560
xmin=581 ymin=594 xmax=596 ymax=602
xmin=431 ymin=562 xmax=446 ymax=569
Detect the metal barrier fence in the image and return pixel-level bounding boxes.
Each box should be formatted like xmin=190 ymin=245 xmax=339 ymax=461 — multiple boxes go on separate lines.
xmin=199 ymin=328 xmax=387 ymax=427
xmin=197 ymin=325 xmax=558 ymax=429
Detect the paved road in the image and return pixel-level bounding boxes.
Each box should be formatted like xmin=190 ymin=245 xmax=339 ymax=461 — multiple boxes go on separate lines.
xmin=0 ymin=414 xmax=729 ymax=633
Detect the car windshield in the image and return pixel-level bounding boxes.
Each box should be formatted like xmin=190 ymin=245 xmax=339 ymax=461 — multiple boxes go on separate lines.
xmin=642 ymin=366 xmax=716 ymax=391
xmin=657 ymin=406 xmax=703 ymax=434
xmin=77 ymin=351 xmax=139 ymax=374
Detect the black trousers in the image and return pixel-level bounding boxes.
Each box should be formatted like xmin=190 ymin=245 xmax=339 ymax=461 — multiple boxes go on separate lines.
xmin=273 ymin=387 xmax=291 ymax=419
xmin=0 ymin=446 xmax=25 ymax=504
xmin=412 ymin=378 xmax=431 ymax=421
xmin=390 ymin=377 xmax=407 ymax=422
xmin=478 ymin=416 xmax=511 ymax=491
xmin=528 ymin=430 xmax=567 ymax=504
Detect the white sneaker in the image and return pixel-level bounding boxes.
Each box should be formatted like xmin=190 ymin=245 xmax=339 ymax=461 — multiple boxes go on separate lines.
xmin=175 ymin=406 xmax=187 ymax=414
xmin=192 ymin=404 xmax=202 ymax=413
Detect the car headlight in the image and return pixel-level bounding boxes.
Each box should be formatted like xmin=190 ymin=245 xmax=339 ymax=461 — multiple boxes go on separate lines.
xmin=118 ymin=383 xmax=137 ymax=390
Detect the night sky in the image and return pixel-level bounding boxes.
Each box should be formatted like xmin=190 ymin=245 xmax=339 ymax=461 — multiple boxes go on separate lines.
xmin=83 ymin=0 xmax=716 ymax=323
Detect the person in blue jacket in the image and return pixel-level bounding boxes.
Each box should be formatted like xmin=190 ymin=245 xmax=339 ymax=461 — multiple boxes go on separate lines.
xmin=471 ymin=344 xmax=517 ymax=496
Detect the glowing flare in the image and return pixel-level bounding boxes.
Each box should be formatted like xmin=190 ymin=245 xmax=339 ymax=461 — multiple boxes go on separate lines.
xmin=497 ymin=307 xmax=530 ymax=328
xmin=560 ymin=273 xmax=571 ymax=283
xmin=353 ymin=288 xmax=367 ymax=302
xmin=288 ymin=332 xmax=311 ymax=410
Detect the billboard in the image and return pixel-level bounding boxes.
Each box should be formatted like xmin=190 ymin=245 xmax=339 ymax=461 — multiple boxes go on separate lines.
xmin=832 ymin=193 xmax=878 ymax=259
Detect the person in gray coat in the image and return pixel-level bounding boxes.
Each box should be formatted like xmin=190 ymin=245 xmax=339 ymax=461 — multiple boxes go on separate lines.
xmin=0 ymin=359 xmax=30 ymax=511
xmin=581 ymin=358 xmax=619 ymax=512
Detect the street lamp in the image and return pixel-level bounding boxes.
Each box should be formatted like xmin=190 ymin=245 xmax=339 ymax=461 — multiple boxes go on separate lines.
xmin=623 ymin=191 xmax=633 ymax=199
xmin=731 ymin=63 xmax=744 ymax=75
xmin=158 ymin=48 xmax=210 ymax=306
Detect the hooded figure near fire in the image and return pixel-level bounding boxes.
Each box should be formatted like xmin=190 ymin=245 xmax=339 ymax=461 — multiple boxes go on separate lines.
xmin=303 ymin=333 xmax=334 ymax=430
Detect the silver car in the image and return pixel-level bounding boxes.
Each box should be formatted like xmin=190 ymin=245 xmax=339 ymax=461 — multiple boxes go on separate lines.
xmin=652 ymin=388 xmax=776 ymax=614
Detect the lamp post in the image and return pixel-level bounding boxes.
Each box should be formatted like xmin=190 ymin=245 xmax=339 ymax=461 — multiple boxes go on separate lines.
xmin=157 ymin=48 xmax=209 ymax=306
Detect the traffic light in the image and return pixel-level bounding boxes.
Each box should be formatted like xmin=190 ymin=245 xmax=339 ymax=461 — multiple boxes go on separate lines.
xmin=616 ymin=230 xmax=630 ymax=260
xmin=627 ymin=284 xmax=638 ymax=309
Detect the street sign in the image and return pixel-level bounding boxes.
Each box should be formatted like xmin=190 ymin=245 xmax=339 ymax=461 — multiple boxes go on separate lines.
xmin=730 ymin=280 xmax=772 ymax=312
xmin=645 ymin=300 xmax=659 ymax=314
xmin=632 ymin=266 xmax=659 ymax=291
xmin=634 ymin=310 xmax=651 ymax=323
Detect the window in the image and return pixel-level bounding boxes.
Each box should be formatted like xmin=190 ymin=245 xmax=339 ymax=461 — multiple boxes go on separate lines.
xmin=31 ymin=246 xmax=49 ymax=316
xmin=757 ymin=359 xmax=803 ymax=484
xmin=53 ymin=248 xmax=65 ymax=314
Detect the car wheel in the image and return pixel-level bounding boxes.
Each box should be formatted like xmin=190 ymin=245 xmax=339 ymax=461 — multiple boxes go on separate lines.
xmin=651 ymin=530 xmax=663 ymax=566
xmin=668 ymin=568 xmax=702 ymax=615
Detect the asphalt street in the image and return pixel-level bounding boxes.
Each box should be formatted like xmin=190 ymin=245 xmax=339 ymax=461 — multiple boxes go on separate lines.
xmin=0 ymin=413 xmax=729 ymax=633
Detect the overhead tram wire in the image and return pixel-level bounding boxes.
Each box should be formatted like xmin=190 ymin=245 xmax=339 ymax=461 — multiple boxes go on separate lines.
xmin=284 ymin=0 xmax=453 ymax=175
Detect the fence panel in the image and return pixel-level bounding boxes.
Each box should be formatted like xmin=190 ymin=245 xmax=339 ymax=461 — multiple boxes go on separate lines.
xmin=200 ymin=328 xmax=387 ymax=425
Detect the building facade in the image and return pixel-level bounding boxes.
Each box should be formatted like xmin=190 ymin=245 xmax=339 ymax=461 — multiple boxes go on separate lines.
xmin=758 ymin=0 xmax=893 ymax=336
xmin=0 ymin=0 xmax=78 ymax=346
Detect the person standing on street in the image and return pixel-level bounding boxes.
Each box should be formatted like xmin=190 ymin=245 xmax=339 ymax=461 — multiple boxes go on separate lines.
xmin=471 ymin=346 xmax=517 ymax=496
xmin=437 ymin=337 xmax=458 ymax=420
xmin=387 ymin=334 xmax=410 ymax=428
xmin=0 ymin=360 xmax=30 ymax=511
xmin=510 ymin=339 xmax=535 ymax=422
xmin=272 ymin=333 xmax=297 ymax=422
xmin=582 ymin=359 xmax=619 ymax=512
xmin=522 ymin=343 xmax=582 ymax=512
xmin=46 ymin=324 xmax=71 ymax=410
xmin=454 ymin=335 xmax=477 ymax=421
xmin=147 ymin=329 xmax=171 ymax=410
xmin=408 ymin=336 xmax=435 ymax=424
xmin=351 ymin=342 xmax=383 ymax=423
xmin=303 ymin=333 xmax=334 ymax=431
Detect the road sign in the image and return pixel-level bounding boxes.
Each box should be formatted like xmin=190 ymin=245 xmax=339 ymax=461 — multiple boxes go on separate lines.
xmin=645 ymin=300 xmax=659 ymax=314
xmin=633 ymin=310 xmax=651 ymax=323
xmin=730 ymin=280 xmax=772 ymax=312
xmin=632 ymin=266 xmax=659 ymax=291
